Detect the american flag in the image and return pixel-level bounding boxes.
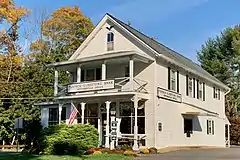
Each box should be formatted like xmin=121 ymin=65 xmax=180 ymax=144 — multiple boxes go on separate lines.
xmin=68 ymin=103 xmax=79 ymax=125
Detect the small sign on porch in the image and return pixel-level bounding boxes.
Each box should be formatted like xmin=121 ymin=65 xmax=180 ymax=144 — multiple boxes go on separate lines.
xmin=157 ymin=87 xmax=182 ymax=103
xmin=67 ymin=80 xmax=115 ymax=93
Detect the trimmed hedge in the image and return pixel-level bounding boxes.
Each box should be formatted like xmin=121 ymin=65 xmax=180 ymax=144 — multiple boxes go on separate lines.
xmin=42 ymin=123 xmax=98 ymax=155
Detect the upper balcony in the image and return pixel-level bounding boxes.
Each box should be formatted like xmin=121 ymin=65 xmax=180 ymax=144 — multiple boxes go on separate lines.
xmin=48 ymin=50 xmax=154 ymax=98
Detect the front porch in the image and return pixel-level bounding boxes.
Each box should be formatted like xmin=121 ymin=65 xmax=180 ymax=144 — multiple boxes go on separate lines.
xmin=41 ymin=93 xmax=148 ymax=150
xmin=49 ymin=50 xmax=153 ymax=97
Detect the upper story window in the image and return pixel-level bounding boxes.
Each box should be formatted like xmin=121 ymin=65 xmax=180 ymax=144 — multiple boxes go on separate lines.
xmin=107 ymin=32 xmax=114 ymax=51
xmin=168 ymin=67 xmax=179 ymax=92
xmin=81 ymin=68 xmax=101 ymax=82
xmin=186 ymin=75 xmax=193 ymax=97
xmin=197 ymin=80 xmax=205 ymax=101
xmin=213 ymin=87 xmax=220 ymax=100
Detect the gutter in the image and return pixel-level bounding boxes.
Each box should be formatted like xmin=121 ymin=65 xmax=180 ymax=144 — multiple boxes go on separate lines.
xmin=224 ymin=88 xmax=231 ymax=95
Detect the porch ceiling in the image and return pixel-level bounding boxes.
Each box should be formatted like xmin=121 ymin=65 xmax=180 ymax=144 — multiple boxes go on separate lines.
xmin=47 ymin=50 xmax=154 ymax=71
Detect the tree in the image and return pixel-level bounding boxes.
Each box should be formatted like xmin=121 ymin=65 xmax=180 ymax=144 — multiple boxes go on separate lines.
xmin=198 ymin=25 xmax=240 ymax=144
xmin=0 ymin=0 xmax=29 ymax=144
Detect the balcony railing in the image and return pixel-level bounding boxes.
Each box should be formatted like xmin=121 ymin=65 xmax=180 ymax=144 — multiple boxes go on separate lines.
xmin=56 ymin=77 xmax=148 ymax=97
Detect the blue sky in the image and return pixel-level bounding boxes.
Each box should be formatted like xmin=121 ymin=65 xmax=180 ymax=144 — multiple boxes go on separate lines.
xmin=15 ymin=0 xmax=240 ymax=62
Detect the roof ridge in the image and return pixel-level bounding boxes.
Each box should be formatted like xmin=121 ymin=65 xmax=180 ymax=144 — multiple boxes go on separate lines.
xmin=107 ymin=13 xmax=196 ymax=64
xmin=106 ymin=13 xmax=227 ymax=89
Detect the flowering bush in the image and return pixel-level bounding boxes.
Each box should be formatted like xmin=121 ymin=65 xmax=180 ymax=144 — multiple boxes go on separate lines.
xmin=123 ymin=150 xmax=135 ymax=156
xmin=93 ymin=151 xmax=102 ymax=155
xmin=87 ymin=148 xmax=100 ymax=154
xmin=140 ymin=148 xmax=149 ymax=154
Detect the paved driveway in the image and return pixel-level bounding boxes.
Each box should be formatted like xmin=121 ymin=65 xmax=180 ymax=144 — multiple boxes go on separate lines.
xmin=136 ymin=148 xmax=240 ymax=160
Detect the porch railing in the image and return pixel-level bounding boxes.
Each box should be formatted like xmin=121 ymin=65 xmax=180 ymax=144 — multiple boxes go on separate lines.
xmin=57 ymin=77 xmax=148 ymax=96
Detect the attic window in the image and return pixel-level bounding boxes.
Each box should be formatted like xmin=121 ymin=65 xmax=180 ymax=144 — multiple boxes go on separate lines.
xmin=107 ymin=32 xmax=114 ymax=51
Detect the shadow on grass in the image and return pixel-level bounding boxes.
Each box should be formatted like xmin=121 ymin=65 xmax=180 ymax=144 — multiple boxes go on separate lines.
xmin=0 ymin=152 xmax=85 ymax=160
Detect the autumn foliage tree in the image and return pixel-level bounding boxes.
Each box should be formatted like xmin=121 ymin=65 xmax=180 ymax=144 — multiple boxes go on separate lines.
xmin=0 ymin=3 xmax=94 ymax=146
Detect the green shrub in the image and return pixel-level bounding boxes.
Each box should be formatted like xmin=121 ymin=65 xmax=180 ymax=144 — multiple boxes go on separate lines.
xmin=42 ymin=123 xmax=98 ymax=155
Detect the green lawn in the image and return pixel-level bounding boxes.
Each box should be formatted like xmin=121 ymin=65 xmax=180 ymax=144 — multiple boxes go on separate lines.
xmin=0 ymin=152 xmax=133 ymax=160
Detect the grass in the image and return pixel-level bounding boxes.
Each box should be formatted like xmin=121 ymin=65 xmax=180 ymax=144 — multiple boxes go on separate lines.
xmin=0 ymin=152 xmax=132 ymax=160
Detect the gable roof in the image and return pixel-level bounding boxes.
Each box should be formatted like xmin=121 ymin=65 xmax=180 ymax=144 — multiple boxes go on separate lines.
xmin=107 ymin=13 xmax=229 ymax=91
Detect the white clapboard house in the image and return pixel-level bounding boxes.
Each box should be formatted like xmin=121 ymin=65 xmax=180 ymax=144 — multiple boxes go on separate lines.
xmin=36 ymin=13 xmax=231 ymax=150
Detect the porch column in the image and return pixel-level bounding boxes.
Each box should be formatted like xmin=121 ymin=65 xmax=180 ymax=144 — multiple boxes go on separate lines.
xmin=54 ymin=70 xmax=58 ymax=96
xmin=105 ymin=101 xmax=111 ymax=148
xmin=102 ymin=61 xmax=106 ymax=80
xmin=81 ymin=102 xmax=86 ymax=124
xmin=129 ymin=57 xmax=134 ymax=91
xmin=133 ymin=96 xmax=139 ymax=151
xmin=227 ymin=124 xmax=230 ymax=147
xmin=98 ymin=103 xmax=101 ymax=146
xmin=77 ymin=64 xmax=81 ymax=83
xmin=58 ymin=104 xmax=63 ymax=124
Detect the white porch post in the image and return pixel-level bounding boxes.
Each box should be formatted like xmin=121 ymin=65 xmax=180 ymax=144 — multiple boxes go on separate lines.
xmin=58 ymin=104 xmax=63 ymax=124
xmin=133 ymin=96 xmax=139 ymax=151
xmin=102 ymin=61 xmax=106 ymax=80
xmin=228 ymin=124 xmax=230 ymax=147
xmin=77 ymin=64 xmax=81 ymax=83
xmin=98 ymin=104 xmax=101 ymax=146
xmin=105 ymin=101 xmax=111 ymax=148
xmin=54 ymin=70 xmax=58 ymax=96
xmin=129 ymin=57 xmax=134 ymax=91
xmin=81 ymin=102 xmax=86 ymax=124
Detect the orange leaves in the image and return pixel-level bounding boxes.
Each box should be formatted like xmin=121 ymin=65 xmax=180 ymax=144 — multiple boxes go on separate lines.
xmin=0 ymin=0 xmax=29 ymax=23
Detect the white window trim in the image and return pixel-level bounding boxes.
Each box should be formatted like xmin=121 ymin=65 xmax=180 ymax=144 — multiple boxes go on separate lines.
xmin=214 ymin=87 xmax=220 ymax=100
xmin=198 ymin=81 xmax=203 ymax=100
xmin=170 ymin=69 xmax=177 ymax=91
xmin=188 ymin=77 xmax=193 ymax=98
xmin=207 ymin=120 xmax=214 ymax=135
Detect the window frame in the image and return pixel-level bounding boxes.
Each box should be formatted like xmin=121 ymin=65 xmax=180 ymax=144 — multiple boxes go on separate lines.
xmin=170 ymin=69 xmax=177 ymax=91
xmin=81 ymin=68 xmax=102 ymax=82
xmin=119 ymin=101 xmax=145 ymax=134
xmin=207 ymin=120 xmax=215 ymax=135
xmin=213 ymin=87 xmax=221 ymax=100
xmin=188 ymin=77 xmax=193 ymax=97
xmin=48 ymin=107 xmax=59 ymax=126
xmin=107 ymin=32 xmax=114 ymax=51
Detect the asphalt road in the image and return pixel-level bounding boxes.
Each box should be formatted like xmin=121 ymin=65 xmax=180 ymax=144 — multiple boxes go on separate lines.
xmin=136 ymin=148 xmax=240 ymax=160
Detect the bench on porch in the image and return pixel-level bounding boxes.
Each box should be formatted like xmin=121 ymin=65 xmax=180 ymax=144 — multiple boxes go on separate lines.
xmin=118 ymin=134 xmax=146 ymax=146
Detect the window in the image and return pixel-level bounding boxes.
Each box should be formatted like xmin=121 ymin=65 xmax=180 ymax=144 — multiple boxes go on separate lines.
xmin=48 ymin=108 xmax=59 ymax=126
xmin=86 ymin=69 xmax=95 ymax=81
xmin=199 ymin=82 xmax=203 ymax=100
xmin=197 ymin=80 xmax=205 ymax=101
xmin=158 ymin=122 xmax=162 ymax=131
xmin=61 ymin=107 xmax=66 ymax=123
xmin=207 ymin=120 xmax=214 ymax=135
xmin=107 ymin=32 xmax=114 ymax=51
xmin=170 ymin=70 xmax=176 ymax=91
xmin=168 ymin=68 xmax=179 ymax=92
xmin=186 ymin=76 xmax=193 ymax=97
xmin=213 ymin=87 xmax=220 ymax=100
xmin=119 ymin=101 xmax=145 ymax=134
xmin=77 ymin=103 xmax=98 ymax=128
xmin=81 ymin=68 xmax=102 ymax=82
